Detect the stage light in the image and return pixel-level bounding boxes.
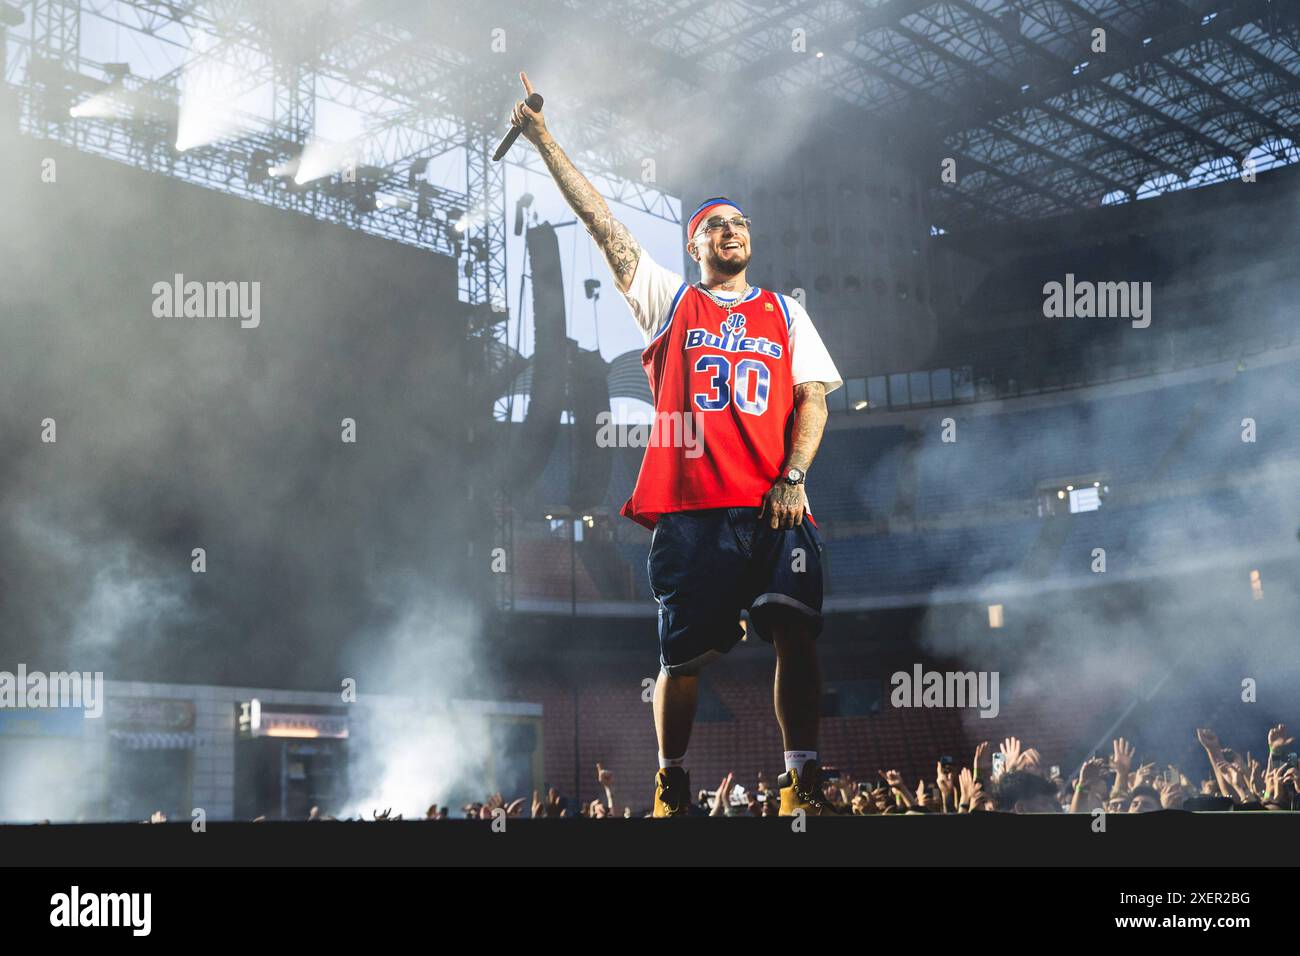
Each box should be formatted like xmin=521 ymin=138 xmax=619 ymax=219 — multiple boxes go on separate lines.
xmin=0 ymin=4 xmax=25 ymax=27
xmin=295 ymin=138 xmax=355 ymax=185
xmin=68 ymin=89 xmax=128 ymax=119
xmin=408 ymin=157 xmax=430 ymax=186
xmin=375 ymin=193 xmax=411 ymax=211
xmin=449 ymin=207 xmax=467 ymax=233
xmin=444 ymin=223 xmax=463 ymax=257
xmin=175 ymin=31 xmax=246 ymax=151
xmin=988 ymin=604 xmax=1004 ymax=628
xmin=1250 ymin=570 xmax=1263 ymax=600
xmin=68 ymin=79 xmax=177 ymax=127
xmin=853 ymin=400 xmax=868 ymax=411
xmin=246 ymin=150 xmax=274 ymax=183
xmin=267 ymin=158 xmax=299 ymax=178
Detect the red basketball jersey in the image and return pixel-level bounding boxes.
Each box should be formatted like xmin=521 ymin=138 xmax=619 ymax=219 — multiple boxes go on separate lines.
xmin=620 ymin=284 xmax=816 ymax=530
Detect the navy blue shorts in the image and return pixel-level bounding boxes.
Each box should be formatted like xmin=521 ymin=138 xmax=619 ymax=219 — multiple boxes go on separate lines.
xmin=647 ymin=507 xmax=825 ymax=675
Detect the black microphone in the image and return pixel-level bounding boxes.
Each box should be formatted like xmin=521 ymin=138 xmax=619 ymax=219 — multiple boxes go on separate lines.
xmin=493 ymin=93 xmax=544 ymax=162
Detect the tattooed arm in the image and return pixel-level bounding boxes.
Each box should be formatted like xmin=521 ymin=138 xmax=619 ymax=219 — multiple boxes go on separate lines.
xmin=536 ymin=137 xmax=641 ymax=293
xmin=759 ymin=381 xmax=829 ymax=530
xmin=510 ymin=72 xmax=641 ymax=293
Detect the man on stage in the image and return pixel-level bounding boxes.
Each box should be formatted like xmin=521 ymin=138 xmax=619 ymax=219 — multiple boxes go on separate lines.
xmin=509 ymin=72 xmax=843 ymax=816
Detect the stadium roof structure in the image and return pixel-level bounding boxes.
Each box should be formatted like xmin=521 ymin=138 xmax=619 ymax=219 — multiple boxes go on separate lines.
xmin=601 ymin=0 xmax=1300 ymax=225
xmin=4 ymin=0 xmax=1299 ymax=295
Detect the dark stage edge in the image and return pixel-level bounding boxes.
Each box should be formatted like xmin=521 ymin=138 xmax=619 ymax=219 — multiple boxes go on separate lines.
xmin=0 ymin=812 xmax=1293 ymax=867
xmin=3 ymin=819 xmax=1284 ymax=940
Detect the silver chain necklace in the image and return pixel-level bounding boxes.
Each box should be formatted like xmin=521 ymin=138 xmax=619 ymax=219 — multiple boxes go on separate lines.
xmin=695 ymin=281 xmax=752 ymax=311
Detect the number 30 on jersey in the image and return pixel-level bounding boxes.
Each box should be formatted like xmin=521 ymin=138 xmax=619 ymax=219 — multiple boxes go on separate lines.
xmin=693 ymin=355 xmax=770 ymax=415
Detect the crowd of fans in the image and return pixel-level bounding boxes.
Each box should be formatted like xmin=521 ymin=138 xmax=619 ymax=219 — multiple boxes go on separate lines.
xmin=129 ymin=722 xmax=1290 ymax=822
xmin=270 ymin=722 xmax=1295 ymax=822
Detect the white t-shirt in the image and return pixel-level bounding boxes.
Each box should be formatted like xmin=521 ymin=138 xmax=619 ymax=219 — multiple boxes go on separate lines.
xmin=620 ymin=250 xmax=844 ymax=394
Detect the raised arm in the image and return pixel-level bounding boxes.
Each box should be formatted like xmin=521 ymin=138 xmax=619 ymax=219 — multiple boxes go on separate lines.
xmin=509 ymin=72 xmax=641 ymax=293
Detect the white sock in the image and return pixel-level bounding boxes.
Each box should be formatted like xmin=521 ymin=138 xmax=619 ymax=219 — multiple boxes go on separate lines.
xmin=784 ymin=750 xmax=817 ymax=774
xmin=659 ymin=753 xmax=686 ymax=769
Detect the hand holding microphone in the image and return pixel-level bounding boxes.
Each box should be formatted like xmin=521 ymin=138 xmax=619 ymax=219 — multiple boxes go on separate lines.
xmin=494 ymin=71 xmax=547 ymax=160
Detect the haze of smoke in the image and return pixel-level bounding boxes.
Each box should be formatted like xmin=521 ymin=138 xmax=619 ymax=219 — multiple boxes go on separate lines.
xmin=911 ymin=357 xmax=1299 ymax=765
xmin=336 ymin=581 xmax=494 ymax=819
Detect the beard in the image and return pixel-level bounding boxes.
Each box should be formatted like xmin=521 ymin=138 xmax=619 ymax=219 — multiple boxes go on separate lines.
xmin=706 ymin=246 xmax=750 ymax=276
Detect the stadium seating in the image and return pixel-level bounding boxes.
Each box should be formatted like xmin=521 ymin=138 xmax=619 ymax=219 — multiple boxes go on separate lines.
xmin=508 ymin=355 xmax=1299 ymax=603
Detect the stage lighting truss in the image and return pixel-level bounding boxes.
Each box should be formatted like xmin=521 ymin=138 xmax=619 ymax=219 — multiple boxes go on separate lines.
xmin=7 ymin=0 xmax=1299 ymax=288
xmin=3 ymin=0 xmax=686 ymax=322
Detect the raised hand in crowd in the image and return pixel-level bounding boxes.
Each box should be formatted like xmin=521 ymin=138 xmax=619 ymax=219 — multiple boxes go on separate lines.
xmin=999 ymin=736 xmax=1024 ymax=777
xmin=1154 ymin=775 xmax=1187 ymax=810
xmin=958 ymin=766 xmax=987 ymax=812
xmin=1196 ymin=727 xmax=1233 ymax=799
xmin=935 ymin=761 xmax=955 ymax=812
xmin=972 ymin=740 xmax=991 ymax=786
xmin=878 ymin=769 xmax=912 ymax=809
xmin=1131 ymin=761 xmax=1158 ymax=790
xmin=1267 ymin=723 xmax=1293 ymax=757
xmin=1110 ymin=737 xmax=1136 ymax=796
xmin=1070 ymin=756 xmax=1106 ymax=814
xmin=710 ymin=772 xmax=734 ymax=817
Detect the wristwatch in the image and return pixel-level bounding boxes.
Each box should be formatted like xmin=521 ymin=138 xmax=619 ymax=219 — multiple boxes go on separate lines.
xmin=783 ymin=467 xmax=806 ymax=485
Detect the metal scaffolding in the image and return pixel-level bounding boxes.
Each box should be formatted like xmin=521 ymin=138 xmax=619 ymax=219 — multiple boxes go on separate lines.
xmin=4 ymin=0 xmax=1299 ymax=240
xmin=4 ymin=0 xmax=686 ymax=320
